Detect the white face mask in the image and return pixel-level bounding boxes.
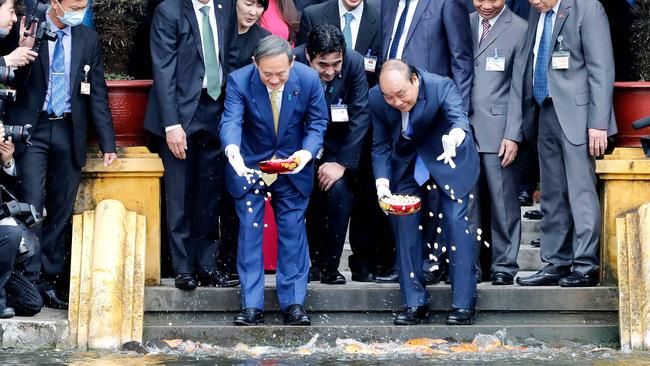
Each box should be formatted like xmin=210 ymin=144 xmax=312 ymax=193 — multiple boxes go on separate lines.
xmin=54 ymin=0 xmax=86 ymax=27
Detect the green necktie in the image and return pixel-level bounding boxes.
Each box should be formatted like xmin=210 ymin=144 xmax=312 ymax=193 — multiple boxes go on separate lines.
xmin=200 ymin=6 xmax=221 ymax=100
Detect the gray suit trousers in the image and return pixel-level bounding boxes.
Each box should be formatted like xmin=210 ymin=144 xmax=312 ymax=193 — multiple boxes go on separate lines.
xmin=537 ymin=100 xmax=600 ymax=274
xmin=480 ymin=153 xmax=522 ymax=276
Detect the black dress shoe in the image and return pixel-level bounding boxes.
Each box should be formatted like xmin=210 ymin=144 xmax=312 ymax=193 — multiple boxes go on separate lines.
xmin=423 ymin=271 xmax=440 ymax=285
xmin=491 ymin=272 xmax=514 ymax=285
xmin=375 ymin=270 xmax=398 ymax=283
xmin=233 ymin=308 xmax=264 ymax=326
xmin=39 ymin=282 xmax=69 ymax=309
xmin=559 ymin=271 xmax=599 ymax=287
xmin=446 ymin=308 xmax=475 ymax=325
xmin=518 ymin=191 xmax=533 ymax=206
xmin=283 ymin=304 xmax=311 ymax=325
xmin=524 ymin=209 xmax=543 ymax=220
xmin=0 ymin=306 xmax=15 ymax=318
xmin=530 ymin=238 xmax=541 ymax=247
xmin=320 ymin=270 xmax=346 ymax=285
xmin=351 ymin=271 xmax=375 ymax=282
xmin=174 ymin=273 xmax=198 ymax=290
xmin=393 ymin=305 xmax=430 ymax=325
xmin=197 ymin=271 xmax=240 ymax=287
xmin=308 ymin=266 xmax=320 ymax=282
xmin=516 ymin=269 xmax=568 ymax=286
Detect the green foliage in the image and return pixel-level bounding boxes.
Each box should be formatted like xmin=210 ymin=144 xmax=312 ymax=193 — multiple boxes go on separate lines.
xmin=630 ymin=0 xmax=650 ymax=81
xmin=93 ymin=0 xmax=146 ymax=75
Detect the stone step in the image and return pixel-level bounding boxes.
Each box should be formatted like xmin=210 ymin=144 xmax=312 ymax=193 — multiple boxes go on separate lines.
xmin=143 ymin=311 xmax=619 ymax=346
xmin=145 ymin=276 xmax=617 ymax=313
xmin=0 ymin=308 xmax=68 ymax=348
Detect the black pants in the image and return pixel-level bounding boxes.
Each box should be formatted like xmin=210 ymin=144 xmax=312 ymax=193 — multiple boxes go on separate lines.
xmin=306 ymin=160 xmax=355 ymax=274
xmin=0 ymin=224 xmax=21 ymax=310
xmin=17 ymin=114 xmax=80 ymax=283
xmin=160 ymin=92 xmax=224 ymax=275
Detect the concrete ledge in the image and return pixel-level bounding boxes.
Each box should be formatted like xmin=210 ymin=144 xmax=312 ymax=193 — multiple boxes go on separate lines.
xmin=0 ymin=308 xmax=68 ymax=348
xmin=145 ymin=279 xmax=618 ymax=312
xmin=143 ymin=311 xmax=619 ymax=346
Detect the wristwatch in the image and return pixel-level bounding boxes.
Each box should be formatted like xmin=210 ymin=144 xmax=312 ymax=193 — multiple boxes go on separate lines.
xmin=3 ymin=158 xmax=14 ymax=169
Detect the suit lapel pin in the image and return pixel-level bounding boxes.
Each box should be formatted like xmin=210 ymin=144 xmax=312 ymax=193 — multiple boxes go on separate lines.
xmin=558 ymin=12 xmax=566 ymax=19
xmin=217 ymin=3 xmax=222 ymax=9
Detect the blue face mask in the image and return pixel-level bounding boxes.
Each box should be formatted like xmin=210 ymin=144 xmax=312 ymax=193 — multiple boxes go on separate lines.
xmin=55 ymin=0 xmax=86 ymax=27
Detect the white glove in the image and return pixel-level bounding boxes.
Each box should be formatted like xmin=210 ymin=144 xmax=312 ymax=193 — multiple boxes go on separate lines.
xmin=375 ymin=178 xmax=392 ymax=200
xmin=436 ymin=128 xmax=466 ymax=169
xmin=225 ymin=144 xmax=254 ymax=177
xmin=288 ymin=150 xmax=312 ymax=174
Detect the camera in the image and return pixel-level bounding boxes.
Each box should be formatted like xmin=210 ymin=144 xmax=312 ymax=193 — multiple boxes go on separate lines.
xmin=24 ymin=0 xmax=57 ymax=54
xmin=0 ymin=66 xmax=14 ymax=85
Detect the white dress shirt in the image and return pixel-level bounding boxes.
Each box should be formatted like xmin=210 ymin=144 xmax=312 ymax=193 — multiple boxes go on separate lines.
xmin=477 ymin=6 xmax=506 ymax=41
xmin=388 ymin=0 xmax=419 ymax=59
xmin=338 ymin=0 xmax=364 ymax=49
xmin=401 ymin=111 xmax=410 ymax=139
xmin=532 ymin=0 xmax=562 ymax=71
xmin=166 ymin=0 xmax=223 ymax=133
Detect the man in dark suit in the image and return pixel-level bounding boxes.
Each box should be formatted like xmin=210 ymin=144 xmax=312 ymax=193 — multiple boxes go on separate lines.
xmin=145 ymin=0 xmax=239 ymax=290
xmin=512 ymin=0 xmax=617 ymax=287
xmin=381 ymin=0 xmax=473 ymax=111
xmin=297 ymin=0 xmax=392 ymax=283
xmin=5 ymin=0 xmax=117 ymax=309
xmin=296 ymin=0 xmax=381 ymax=86
xmin=469 ymin=0 xmax=527 ymax=285
xmin=295 ymin=24 xmax=370 ymax=284
xmin=371 ymin=60 xmax=480 ymax=325
xmin=220 ymin=35 xmax=328 ymax=326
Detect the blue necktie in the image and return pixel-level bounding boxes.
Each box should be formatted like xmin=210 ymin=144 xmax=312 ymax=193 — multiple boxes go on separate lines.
xmin=405 ymin=115 xmax=429 ymax=186
xmin=388 ymin=0 xmax=411 ymax=59
xmin=342 ymin=12 xmax=354 ymax=49
xmin=533 ymin=10 xmax=554 ymax=105
xmin=49 ymin=30 xmax=66 ymax=117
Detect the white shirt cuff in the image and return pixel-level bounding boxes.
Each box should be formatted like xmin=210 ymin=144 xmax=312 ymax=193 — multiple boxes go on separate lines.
xmin=3 ymin=159 xmax=16 ymax=176
xmin=165 ymin=124 xmax=181 ymax=133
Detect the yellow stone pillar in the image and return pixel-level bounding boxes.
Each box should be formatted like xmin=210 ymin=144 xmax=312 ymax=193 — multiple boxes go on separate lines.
xmin=596 ymin=147 xmax=650 ymax=284
xmin=74 ymin=146 xmax=164 ymax=285
xmin=616 ymin=203 xmax=650 ymax=351
xmin=68 ymin=200 xmax=147 ymax=350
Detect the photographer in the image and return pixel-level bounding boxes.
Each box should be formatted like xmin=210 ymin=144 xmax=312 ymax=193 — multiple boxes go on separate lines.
xmin=0 ymin=125 xmax=42 ymax=318
xmin=4 ymin=0 xmax=117 ymax=310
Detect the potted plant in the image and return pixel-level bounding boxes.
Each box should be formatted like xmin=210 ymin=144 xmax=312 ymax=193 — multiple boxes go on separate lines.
xmin=606 ymin=0 xmax=650 ymax=147
xmin=93 ymin=0 xmax=152 ymax=147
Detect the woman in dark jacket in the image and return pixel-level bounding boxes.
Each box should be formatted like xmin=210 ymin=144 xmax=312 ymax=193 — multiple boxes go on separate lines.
xmin=233 ymin=0 xmax=271 ymax=70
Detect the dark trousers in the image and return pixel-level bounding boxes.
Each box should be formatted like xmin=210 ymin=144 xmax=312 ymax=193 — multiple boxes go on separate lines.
xmin=393 ymin=155 xmax=477 ymax=309
xmin=306 ymin=161 xmax=354 ymax=274
xmin=517 ymin=140 xmax=539 ymax=196
xmin=159 ymin=92 xmax=224 ymax=275
xmin=17 ymin=114 xmax=81 ymax=282
xmin=348 ymin=150 xmax=395 ymax=275
xmin=0 ymin=224 xmax=22 ymax=309
xmin=538 ymin=100 xmax=600 ymax=274
xmin=218 ymin=181 xmax=238 ymax=274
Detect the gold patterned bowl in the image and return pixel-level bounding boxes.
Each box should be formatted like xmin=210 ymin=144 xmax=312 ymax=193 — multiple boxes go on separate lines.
xmin=259 ymin=157 xmax=300 ymax=174
xmin=379 ymin=194 xmax=421 ymax=216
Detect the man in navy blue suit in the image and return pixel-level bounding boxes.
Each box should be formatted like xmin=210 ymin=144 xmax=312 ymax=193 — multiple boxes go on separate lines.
xmin=220 ymin=35 xmax=328 ymax=326
xmin=371 ymin=60 xmax=480 ymax=325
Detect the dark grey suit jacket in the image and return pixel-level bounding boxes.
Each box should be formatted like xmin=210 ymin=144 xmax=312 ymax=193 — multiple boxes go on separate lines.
xmin=508 ymin=0 xmax=617 ymax=144
xmin=470 ymin=7 xmax=527 ymax=153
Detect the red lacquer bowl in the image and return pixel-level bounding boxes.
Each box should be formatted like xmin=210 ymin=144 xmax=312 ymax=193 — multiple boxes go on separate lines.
xmin=379 ymin=194 xmax=421 ymax=216
xmin=259 ymin=157 xmax=300 ymax=174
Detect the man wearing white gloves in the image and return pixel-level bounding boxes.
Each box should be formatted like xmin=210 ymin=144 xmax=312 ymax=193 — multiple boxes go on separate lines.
xmin=371 ymin=60 xmax=480 ymax=325
xmin=220 ymin=35 xmax=328 ymax=326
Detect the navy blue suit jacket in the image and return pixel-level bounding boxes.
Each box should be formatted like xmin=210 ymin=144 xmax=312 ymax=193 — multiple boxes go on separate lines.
xmin=294 ymin=46 xmax=370 ymax=170
xmin=220 ymin=63 xmax=329 ymax=198
xmin=381 ymin=0 xmax=473 ymax=112
xmin=144 ymin=0 xmax=236 ymax=136
xmin=370 ymin=70 xmax=480 ymax=199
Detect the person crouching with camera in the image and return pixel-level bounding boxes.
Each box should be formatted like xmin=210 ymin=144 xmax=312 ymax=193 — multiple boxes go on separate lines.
xmin=0 ymin=125 xmax=43 ymax=319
